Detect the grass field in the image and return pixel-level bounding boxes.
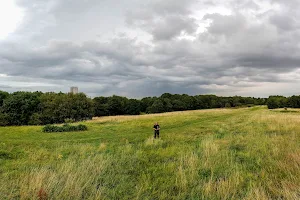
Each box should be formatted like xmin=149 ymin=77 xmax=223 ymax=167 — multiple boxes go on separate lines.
xmin=1 ymin=106 xmax=300 ymax=199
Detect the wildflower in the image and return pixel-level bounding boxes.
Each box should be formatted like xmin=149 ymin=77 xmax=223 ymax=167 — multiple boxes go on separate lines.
xmin=37 ymin=188 xmax=48 ymax=200
xmin=57 ymin=154 xmax=63 ymax=159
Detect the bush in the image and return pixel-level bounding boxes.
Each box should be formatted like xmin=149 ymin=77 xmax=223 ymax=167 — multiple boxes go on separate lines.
xmin=78 ymin=124 xmax=88 ymax=131
xmin=42 ymin=124 xmax=88 ymax=133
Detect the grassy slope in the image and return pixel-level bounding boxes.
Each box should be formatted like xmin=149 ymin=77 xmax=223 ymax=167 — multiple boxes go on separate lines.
xmin=1 ymin=107 xmax=300 ymax=199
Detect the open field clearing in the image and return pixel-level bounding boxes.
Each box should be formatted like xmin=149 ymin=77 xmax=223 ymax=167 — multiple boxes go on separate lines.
xmin=1 ymin=107 xmax=300 ymax=199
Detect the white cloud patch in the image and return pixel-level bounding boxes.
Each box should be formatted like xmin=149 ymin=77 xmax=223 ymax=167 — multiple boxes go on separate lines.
xmin=0 ymin=1 xmax=24 ymax=40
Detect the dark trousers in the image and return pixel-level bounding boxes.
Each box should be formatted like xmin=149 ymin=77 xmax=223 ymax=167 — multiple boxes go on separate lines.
xmin=154 ymin=130 xmax=159 ymax=138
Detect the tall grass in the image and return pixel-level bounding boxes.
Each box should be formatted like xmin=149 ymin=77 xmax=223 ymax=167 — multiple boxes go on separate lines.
xmin=1 ymin=107 xmax=300 ymax=199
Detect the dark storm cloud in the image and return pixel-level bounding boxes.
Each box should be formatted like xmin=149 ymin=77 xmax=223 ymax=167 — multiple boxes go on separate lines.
xmin=1 ymin=0 xmax=300 ymax=97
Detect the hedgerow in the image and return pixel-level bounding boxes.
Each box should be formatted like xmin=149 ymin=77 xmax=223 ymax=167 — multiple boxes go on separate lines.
xmin=42 ymin=124 xmax=88 ymax=133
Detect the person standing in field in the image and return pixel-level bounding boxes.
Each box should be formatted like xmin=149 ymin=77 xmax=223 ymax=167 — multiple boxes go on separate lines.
xmin=153 ymin=122 xmax=160 ymax=139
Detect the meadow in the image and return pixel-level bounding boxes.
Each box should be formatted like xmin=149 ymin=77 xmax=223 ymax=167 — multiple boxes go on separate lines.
xmin=1 ymin=107 xmax=300 ymax=199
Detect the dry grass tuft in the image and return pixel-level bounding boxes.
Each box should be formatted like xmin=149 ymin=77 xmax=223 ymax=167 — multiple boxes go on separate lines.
xmin=18 ymin=155 xmax=107 ymax=199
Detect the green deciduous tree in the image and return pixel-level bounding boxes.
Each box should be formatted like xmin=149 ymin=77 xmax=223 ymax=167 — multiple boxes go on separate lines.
xmin=147 ymin=99 xmax=165 ymax=113
xmin=39 ymin=92 xmax=94 ymax=124
xmin=0 ymin=90 xmax=9 ymax=107
xmin=2 ymin=92 xmax=41 ymax=125
xmin=125 ymin=99 xmax=142 ymax=115
xmin=107 ymin=95 xmax=128 ymax=116
xmin=94 ymin=97 xmax=109 ymax=116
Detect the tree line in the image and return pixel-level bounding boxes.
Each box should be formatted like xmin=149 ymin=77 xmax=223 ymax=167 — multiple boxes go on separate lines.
xmin=266 ymin=95 xmax=300 ymax=109
xmin=0 ymin=91 xmax=93 ymax=126
xmin=2 ymin=90 xmax=296 ymax=126
xmin=93 ymin=93 xmax=266 ymax=116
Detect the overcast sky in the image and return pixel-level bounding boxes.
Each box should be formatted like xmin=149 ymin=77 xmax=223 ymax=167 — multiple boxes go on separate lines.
xmin=1 ymin=0 xmax=300 ymax=98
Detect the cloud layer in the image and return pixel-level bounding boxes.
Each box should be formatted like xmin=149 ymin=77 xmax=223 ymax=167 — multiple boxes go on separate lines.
xmin=1 ymin=0 xmax=300 ymax=97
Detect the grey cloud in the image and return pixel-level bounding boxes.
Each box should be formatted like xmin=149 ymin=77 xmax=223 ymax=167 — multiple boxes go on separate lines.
xmin=126 ymin=0 xmax=198 ymax=40
xmin=269 ymin=13 xmax=299 ymax=31
xmin=150 ymin=16 xmax=197 ymax=40
xmin=2 ymin=0 xmax=300 ymax=97
xmin=269 ymin=0 xmax=300 ymax=7
xmin=150 ymin=0 xmax=197 ymax=16
xmin=203 ymin=13 xmax=246 ymax=36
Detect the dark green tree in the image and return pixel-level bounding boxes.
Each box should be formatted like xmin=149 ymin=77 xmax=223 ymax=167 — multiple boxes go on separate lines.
xmin=161 ymin=98 xmax=173 ymax=112
xmin=288 ymin=95 xmax=300 ymax=108
xmin=172 ymin=99 xmax=186 ymax=111
xmin=147 ymin=99 xmax=165 ymax=113
xmin=125 ymin=99 xmax=142 ymax=115
xmin=141 ymin=97 xmax=156 ymax=113
xmin=39 ymin=92 xmax=94 ymax=124
xmin=94 ymin=97 xmax=109 ymax=116
xmin=267 ymin=96 xmax=282 ymax=109
xmin=107 ymin=95 xmax=128 ymax=116
xmin=2 ymin=92 xmax=41 ymax=125
xmin=0 ymin=90 xmax=9 ymax=107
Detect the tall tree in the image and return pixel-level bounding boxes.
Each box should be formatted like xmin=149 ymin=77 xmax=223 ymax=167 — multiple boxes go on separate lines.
xmin=107 ymin=95 xmax=128 ymax=116
xmin=2 ymin=92 xmax=41 ymax=125
xmin=147 ymin=99 xmax=165 ymax=113
xmin=94 ymin=97 xmax=109 ymax=116
xmin=0 ymin=90 xmax=9 ymax=107
xmin=125 ymin=99 xmax=142 ymax=115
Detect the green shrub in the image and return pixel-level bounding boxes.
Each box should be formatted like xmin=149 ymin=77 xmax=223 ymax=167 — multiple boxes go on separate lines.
xmin=42 ymin=124 xmax=88 ymax=133
xmin=78 ymin=124 xmax=88 ymax=131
